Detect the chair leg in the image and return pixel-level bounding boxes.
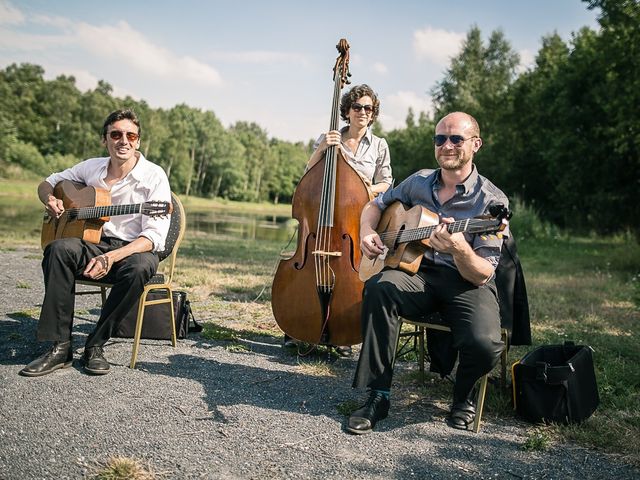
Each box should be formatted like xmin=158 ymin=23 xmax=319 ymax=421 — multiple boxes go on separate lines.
xmin=168 ymin=289 xmax=177 ymax=348
xmin=418 ymin=326 xmax=425 ymax=384
xmin=129 ymin=289 xmax=149 ymax=369
xmin=473 ymin=374 xmax=489 ymax=433
xmin=500 ymin=329 xmax=509 ymax=390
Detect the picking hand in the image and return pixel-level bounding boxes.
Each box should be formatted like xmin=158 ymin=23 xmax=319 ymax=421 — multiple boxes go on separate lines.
xmin=361 ymin=232 xmax=385 ymax=259
xmin=46 ymin=195 xmax=64 ymax=218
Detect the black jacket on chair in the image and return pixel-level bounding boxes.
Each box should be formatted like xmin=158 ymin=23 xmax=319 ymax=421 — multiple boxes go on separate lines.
xmin=426 ymin=234 xmax=531 ymax=376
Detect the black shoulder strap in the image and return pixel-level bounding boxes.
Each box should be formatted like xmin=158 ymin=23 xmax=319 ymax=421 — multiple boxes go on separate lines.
xmin=184 ymin=300 xmax=203 ymax=333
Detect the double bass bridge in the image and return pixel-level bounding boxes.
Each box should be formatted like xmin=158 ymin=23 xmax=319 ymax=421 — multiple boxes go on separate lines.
xmin=311 ymin=250 xmax=343 ymax=257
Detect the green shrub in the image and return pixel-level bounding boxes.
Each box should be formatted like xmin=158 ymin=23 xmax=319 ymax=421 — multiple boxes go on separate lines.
xmin=509 ymin=196 xmax=561 ymax=241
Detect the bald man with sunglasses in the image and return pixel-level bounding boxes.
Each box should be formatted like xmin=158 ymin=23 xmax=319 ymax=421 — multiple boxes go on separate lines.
xmin=347 ymin=111 xmax=508 ymax=433
xmin=20 ymin=109 xmax=171 ymax=377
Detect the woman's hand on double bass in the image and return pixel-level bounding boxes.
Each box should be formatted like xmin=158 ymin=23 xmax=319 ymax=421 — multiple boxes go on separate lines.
xmin=306 ymin=130 xmax=343 ymax=171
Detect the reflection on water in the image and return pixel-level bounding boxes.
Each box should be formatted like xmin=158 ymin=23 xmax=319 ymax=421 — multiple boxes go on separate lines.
xmin=187 ymin=208 xmax=296 ymax=243
xmin=0 ymin=195 xmax=297 ymax=244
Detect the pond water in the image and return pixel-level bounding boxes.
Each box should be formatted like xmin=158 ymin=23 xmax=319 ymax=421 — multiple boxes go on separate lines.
xmin=187 ymin=208 xmax=296 ymax=243
xmin=0 ymin=196 xmax=297 ymax=244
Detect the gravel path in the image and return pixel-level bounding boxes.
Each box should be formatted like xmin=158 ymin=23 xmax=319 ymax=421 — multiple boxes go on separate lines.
xmin=0 ymin=248 xmax=638 ymax=479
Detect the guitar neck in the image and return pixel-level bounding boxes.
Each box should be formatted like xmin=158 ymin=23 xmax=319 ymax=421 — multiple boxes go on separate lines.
xmin=396 ymin=218 xmax=491 ymax=244
xmin=73 ymin=203 xmax=143 ymax=220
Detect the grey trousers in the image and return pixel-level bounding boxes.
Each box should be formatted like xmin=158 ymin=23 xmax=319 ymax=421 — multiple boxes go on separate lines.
xmin=37 ymin=237 xmax=159 ymax=347
xmin=352 ymin=262 xmax=504 ymax=402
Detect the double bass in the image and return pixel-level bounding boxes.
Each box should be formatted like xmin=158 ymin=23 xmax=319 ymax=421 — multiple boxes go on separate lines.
xmin=271 ymin=39 xmax=372 ymax=347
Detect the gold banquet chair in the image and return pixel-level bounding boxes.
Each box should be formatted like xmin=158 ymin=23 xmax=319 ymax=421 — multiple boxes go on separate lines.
xmin=75 ymin=192 xmax=186 ymax=368
xmin=395 ymin=315 xmax=509 ymax=433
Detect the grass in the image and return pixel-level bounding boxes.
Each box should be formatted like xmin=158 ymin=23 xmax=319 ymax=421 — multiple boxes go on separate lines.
xmin=90 ymin=456 xmax=159 ymax=480
xmin=3 ymin=179 xmax=639 ymax=465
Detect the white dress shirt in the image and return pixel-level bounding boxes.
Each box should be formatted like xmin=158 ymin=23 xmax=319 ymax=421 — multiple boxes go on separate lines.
xmin=45 ymin=153 xmax=171 ymax=252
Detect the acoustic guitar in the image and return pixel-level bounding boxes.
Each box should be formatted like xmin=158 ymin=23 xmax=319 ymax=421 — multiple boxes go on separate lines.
xmin=41 ymin=180 xmax=172 ymax=249
xmin=359 ymin=201 xmax=511 ymax=281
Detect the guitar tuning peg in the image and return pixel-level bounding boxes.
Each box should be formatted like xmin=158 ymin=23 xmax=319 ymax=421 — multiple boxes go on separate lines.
xmin=480 ymin=235 xmax=488 ymax=241
xmin=496 ymin=232 xmax=503 ymax=239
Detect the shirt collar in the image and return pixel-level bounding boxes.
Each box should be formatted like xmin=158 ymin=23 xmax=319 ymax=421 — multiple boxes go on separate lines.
xmin=433 ymin=164 xmax=478 ymax=194
xmin=339 ymin=125 xmax=373 ymax=145
xmin=126 ymin=152 xmax=149 ymax=182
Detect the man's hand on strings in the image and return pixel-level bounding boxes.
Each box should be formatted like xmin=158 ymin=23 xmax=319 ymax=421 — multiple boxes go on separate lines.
xmin=84 ymin=254 xmax=112 ymax=280
xmin=361 ymin=231 xmax=385 ymax=259
xmin=46 ymin=195 xmax=64 ymax=218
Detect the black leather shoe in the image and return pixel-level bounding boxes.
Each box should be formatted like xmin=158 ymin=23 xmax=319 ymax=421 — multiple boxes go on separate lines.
xmin=82 ymin=346 xmax=110 ymax=375
xmin=20 ymin=341 xmax=73 ymax=377
xmin=346 ymin=391 xmax=390 ymax=434
xmin=448 ymin=398 xmax=476 ymax=430
xmin=282 ymin=334 xmax=297 ymax=348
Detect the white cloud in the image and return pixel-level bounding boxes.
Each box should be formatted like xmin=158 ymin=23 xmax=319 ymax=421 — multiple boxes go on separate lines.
xmin=0 ymin=28 xmax=72 ymax=50
xmin=413 ymin=27 xmax=465 ymax=65
xmin=0 ymin=1 xmax=24 ymax=25
xmin=74 ymin=21 xmax=222 ymax=87
xmin=379 ymin=90 xmax=433 ymax=131
xmin=372 ymin=62 xmax=388 ymax=75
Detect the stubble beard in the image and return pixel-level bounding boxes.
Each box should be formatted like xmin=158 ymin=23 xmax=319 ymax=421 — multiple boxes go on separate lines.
xmin=438 ymin=152 xmax=470 ymax=171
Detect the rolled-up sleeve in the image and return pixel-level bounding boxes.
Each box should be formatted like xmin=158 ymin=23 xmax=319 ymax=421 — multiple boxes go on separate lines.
xmin=139 ymin=176 xmax=172 ymax=252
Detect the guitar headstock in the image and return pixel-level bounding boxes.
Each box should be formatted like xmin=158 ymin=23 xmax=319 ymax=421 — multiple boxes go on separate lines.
xmin=468 ymin=204 xmax=512 ymax=237
xmin=142 ymin=201 xmax=173 ymax=218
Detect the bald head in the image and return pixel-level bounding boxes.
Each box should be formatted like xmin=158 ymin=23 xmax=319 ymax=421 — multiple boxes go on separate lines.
xmin=436 ymin=112 xmax=480 ymax=138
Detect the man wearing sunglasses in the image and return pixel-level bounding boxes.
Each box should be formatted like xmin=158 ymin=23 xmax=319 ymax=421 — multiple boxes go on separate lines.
xmin=347 ymin=111 xmax=508 ymax=433
xmin=20 ymin=109 xmax=171 ymax=377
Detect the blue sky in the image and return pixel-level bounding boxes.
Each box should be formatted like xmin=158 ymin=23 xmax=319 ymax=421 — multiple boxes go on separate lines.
xmin=0 ymin=0 xmax=599 ymax=143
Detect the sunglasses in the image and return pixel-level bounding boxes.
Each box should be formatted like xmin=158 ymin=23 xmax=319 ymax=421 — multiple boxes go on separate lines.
xmin=351 ymin=103 xmax=374 ymax=114
xmin=433 ymin=134 xmax=477 ymax=147
xmin=109 ymin=130 xmax=140 ymax=142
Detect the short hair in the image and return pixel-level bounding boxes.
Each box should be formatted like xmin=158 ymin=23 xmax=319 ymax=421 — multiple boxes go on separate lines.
xmin=339 ymin=84 xmax=380 ymax=125
xmin=102 ymin=109 xmax=141 ymax=140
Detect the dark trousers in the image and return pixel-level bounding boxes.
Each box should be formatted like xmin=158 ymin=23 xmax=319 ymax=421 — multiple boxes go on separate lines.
xmin=352 ymin=263 xmax=504 ymax=402
xmin=37 ymin=237 xmax=159 ymax=347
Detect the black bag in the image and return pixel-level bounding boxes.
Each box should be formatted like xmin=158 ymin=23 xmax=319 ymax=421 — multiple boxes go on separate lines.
xmin=114 ymin=290 xmax=202 ymax=340
xmin=512 ymin=341 xmax=599 ymax=424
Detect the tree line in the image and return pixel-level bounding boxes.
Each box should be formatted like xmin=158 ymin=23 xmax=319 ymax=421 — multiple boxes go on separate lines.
xmin=0 ymin=0 xmax=637 ymax=234
xmin=0 ymin=70 xmax=310 ymax=204
xmin=384 ymin=0 xmax=638 ymax=235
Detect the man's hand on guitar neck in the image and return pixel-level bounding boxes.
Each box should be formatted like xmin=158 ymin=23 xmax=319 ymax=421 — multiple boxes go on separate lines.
xmin=429 ymin=217 xmax=468 ymax=256
xmin=430 ymin=217 xmax=495 ymax=287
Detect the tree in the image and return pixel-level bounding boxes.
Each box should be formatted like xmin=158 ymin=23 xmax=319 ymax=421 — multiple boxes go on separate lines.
xmin=431 ymin=27 xmax=520 ymax=186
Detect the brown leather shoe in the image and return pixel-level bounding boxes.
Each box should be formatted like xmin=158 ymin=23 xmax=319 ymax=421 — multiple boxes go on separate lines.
xmin=20 ymin=341 xmax=73 ymax=377
xmin=82 ymin=346 xmax=110 ymax=375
